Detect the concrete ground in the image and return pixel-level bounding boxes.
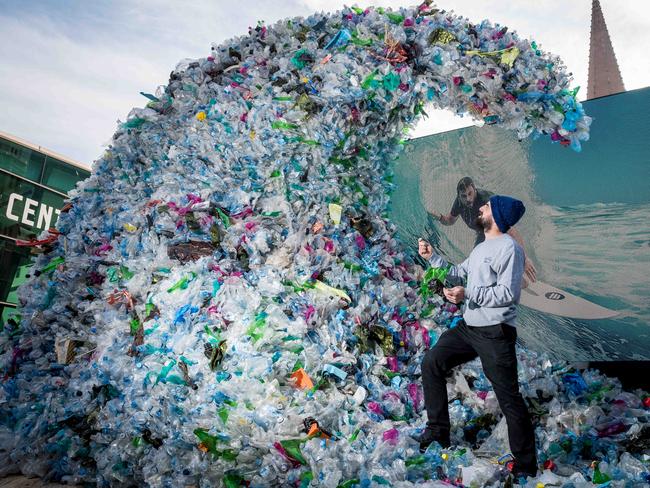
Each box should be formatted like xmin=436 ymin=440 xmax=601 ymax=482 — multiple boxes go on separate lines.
xmin=0 ymin=477 xmax=68 ymax=488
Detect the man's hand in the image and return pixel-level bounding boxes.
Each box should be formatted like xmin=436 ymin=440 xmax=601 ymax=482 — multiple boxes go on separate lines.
xmin=418 ymin=238 xmax=433 ymax=260
xmin=443 ymin=286 xmax=465 ymax=304
xmin=524 ymin=257 xmax=537 ymax=283
xmin=429 ymin=210 xmax=442 ymax=221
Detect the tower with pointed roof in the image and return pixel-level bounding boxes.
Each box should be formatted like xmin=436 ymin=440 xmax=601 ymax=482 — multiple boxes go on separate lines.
xmin=587 ymin=0 xmax=625 ymax=99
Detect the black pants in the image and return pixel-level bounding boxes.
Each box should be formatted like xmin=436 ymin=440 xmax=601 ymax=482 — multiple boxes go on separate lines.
xmin=421 ymin=322 xmax=537 ymax=470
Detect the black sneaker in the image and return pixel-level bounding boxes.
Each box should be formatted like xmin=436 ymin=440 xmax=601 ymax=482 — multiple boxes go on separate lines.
xmin=416 ymin=428 xmax=450 ymax=453
xmin=509 ymin=461 xmax=537 ymax=483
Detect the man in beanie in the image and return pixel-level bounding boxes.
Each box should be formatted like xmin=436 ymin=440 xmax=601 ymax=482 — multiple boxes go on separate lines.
xmin=417 ymin=195 xmax=538 ymax=479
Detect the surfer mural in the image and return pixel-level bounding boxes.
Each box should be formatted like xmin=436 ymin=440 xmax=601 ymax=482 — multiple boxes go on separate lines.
xmin=425 ymin=174 xmax=617 ymax=320
xmin=393 ymin=87 xmax=650 ymax=361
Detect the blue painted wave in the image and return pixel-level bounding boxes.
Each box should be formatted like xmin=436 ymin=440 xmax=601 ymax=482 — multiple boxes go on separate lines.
xmin=393 ymin=109 xmax=650 ymax=360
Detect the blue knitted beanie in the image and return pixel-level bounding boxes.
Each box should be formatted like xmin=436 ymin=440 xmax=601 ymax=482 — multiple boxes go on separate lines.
xmin=489 ymin=195 xmax=525 ymax=233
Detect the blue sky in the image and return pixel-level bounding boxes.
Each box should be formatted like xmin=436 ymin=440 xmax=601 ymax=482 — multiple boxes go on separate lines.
xmin=1 ymin=0 xmax=648 ymax=167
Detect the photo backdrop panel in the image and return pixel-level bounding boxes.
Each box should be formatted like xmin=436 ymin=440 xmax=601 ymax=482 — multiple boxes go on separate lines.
xmin=393 ymin=87 xmax=650 ymax=361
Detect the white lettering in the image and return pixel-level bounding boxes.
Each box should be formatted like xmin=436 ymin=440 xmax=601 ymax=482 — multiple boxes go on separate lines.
xmin=22 ymin=198 xmax=38 ymax=226
xmin=5 ymin=194 xmax=64 ymax=231
xmin=6 ymin=193 xmax=23 ymax=222
xmin=37 ymin=203 xmax=54 ymax=230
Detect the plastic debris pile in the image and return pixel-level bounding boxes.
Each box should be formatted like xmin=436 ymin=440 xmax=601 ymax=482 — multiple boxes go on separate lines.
xmin=3 ymin=2 xmax=646 ymax=487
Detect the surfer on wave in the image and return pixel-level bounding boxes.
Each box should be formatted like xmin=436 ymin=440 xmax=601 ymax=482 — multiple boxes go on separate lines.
xmin=429 ymin=176 xmax=537 ymax=284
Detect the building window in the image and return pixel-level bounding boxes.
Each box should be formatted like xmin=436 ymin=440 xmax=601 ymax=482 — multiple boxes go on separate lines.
xmin=0 ymin=137 xmax=45 ymax=181
xmin=1 ymin=303 xmax=20 ymax=330
xmin=0 ymin=237 xmax=35 ymax=306
xmin=41 ymin=157 xmax=88 ymax=193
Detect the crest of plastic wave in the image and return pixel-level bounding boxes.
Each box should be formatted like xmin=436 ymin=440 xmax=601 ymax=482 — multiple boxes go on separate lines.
xmin=2 ymin=2 xmax=590 ymax=485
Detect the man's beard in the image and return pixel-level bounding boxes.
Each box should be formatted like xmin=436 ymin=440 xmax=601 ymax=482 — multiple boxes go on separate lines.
xmin=475 ymin=214 xmax=492 ymax=231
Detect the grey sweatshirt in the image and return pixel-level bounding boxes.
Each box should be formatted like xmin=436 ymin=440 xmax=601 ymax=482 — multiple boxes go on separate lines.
xmin=428 ymin=234 xmax=525 ymax=326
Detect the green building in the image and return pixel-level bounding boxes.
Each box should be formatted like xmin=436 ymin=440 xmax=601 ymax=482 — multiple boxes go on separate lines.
xmin=0 ymin=131 xmax=90 ymax=326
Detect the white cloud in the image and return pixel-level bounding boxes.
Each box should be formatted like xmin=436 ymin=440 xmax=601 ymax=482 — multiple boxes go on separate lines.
xmin=0 ymin=14 xmax=172 ymax=165
xmin=0 ymin=0 xmax=647 ymax=165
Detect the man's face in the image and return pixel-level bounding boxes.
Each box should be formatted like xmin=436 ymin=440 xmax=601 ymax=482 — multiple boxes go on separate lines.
xmin=458 ymin=185 xmax=477 ymax=206
xmin=475 ymin=201 xmax=494 ymax=231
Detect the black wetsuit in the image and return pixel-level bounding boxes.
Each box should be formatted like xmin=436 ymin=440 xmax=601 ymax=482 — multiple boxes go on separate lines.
xmin=450 ymin=188 xmax=493 ymax=246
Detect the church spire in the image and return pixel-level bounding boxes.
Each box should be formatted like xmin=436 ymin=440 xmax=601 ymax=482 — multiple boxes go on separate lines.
xmin=587 ymin=0 xmax=625 ymax=99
